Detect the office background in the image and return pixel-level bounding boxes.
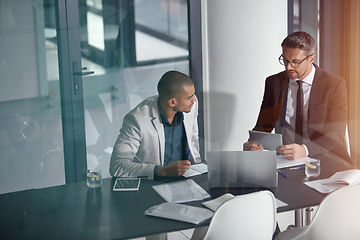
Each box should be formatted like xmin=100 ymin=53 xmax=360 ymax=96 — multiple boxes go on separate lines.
xmin=1 ymin=0 xmax=359 ymax=198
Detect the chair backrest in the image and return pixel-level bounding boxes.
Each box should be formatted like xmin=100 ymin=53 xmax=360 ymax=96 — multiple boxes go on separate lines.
xmin=299 ymin=184 xmax=360 ymax=240
xmin=203 ymin=190 xmax=276 ymax=240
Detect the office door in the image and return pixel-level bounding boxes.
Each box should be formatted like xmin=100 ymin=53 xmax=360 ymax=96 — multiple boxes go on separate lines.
xmin=71 ymin=0 xmax=190 ymax=178
xmin=0 ymin=0 xmax=70 ymax=193
xmin=0 ymin=0 xmax=190 ymax=194
xmin=0 ymin=0 xmax=93 ymax=194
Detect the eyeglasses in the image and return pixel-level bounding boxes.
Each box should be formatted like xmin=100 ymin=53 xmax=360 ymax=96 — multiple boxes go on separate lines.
xmin=278 ymin=54 xmax=313 ymax=68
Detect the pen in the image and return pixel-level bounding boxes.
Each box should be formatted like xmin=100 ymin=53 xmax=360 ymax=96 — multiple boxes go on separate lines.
xmin=277 ymin=169 xmax=288 ymax=178
xmin=290 ymin=166 xmax=305 ymax=170
xmin=187 ymin=149 xmax=191 ymax=161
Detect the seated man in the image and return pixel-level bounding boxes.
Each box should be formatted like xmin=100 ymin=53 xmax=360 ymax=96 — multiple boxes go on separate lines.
xmin=244 ymin=31 xmax=352 ymax=167
xmin=109 ymin=70 xmax=201 ymax=179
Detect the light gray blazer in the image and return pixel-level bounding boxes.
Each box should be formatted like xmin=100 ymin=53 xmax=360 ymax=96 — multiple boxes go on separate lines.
xmin=109 ymin=95 xmax=201 ymax=179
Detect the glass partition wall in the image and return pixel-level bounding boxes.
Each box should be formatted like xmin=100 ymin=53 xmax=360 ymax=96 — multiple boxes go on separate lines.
xmin=81 ymin=0 xmax=189 ymax=179
xmin=0 ymin=0 xmax=65 ymax=194
xmin=0 ymin=0 xmax=189 ymax=194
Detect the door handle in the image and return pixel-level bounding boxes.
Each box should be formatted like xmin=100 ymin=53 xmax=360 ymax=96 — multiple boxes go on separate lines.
xmin=73 ymin=67 xmax=94 ymax=76
xmin=72 ymin=62 xmax=94 ymax=95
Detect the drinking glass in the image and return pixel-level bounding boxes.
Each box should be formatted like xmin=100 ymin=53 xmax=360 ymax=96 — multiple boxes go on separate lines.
xmin=305 ymin=158 xmax=320 ymax=178
xmin=87 ymin=169 xmax=102 ymax=188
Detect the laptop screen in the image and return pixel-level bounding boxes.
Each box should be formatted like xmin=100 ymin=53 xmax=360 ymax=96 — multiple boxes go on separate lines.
xmin=206 ymin=151 xmax=278 ymax=188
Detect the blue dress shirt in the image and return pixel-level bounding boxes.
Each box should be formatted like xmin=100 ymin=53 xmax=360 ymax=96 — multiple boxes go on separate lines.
xmin=154 ymin=102 xmax=188 ymax=176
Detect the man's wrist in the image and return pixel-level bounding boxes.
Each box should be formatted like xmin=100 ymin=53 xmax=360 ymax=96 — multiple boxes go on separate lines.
xmin=156 ymin=165 xmax=167 ymax=177
xmin=302 ymin=144 xmax=309 ymax=156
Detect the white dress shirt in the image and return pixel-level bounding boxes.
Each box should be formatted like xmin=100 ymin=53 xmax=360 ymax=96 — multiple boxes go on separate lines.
xmin=282 ymin=65 xmax=316 ymax=154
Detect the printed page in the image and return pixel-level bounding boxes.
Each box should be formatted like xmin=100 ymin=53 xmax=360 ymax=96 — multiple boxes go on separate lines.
xmin=304 ymin=169 xmax=360 ymax=194
xmin=322 ymin=169 xmax=360 ymax=186
xmin=202 ymin=193 xmax=235 ymax=211
xmin=202 ymin=193 xmax=288 ymax=211
xmin=152 ymin=179 xmax=211 ymax=203
xmin=183 ymin=163 xmax=208 ymax=178
xmin=277 ymin=155 xmax=306 ymax=169
xmin=145 ymin=202 xmax=214 ymax=225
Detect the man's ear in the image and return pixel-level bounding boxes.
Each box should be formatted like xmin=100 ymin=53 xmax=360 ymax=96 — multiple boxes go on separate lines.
xmin=310 ymin=54 xmax=316 ymax=63
xmin=168 ymin=97 xmax=176 ymax=107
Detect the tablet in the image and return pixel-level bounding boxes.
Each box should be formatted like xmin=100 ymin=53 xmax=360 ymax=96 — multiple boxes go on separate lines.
xmin=249 ymin=130 xmax=283 ymax=151
xmin=113 ymin=178 xmax=141 ymax=191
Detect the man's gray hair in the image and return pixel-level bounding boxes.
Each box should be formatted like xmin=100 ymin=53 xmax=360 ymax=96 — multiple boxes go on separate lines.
xmin=281 ymin=31 xmax=316 ymax=55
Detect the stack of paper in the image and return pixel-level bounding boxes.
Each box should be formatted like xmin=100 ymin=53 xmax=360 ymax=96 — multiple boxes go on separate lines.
xmin=276 ymin=155 xmax=306 ymax=169
xmin=145 ymin=202 xmax=213 ymax=225
xmin=304 ymin=169 xmax=360 ymax=194
xmin=146 ymin=179 xmax=212 ymax=224
xmin=152 ymin=179 xmax=211 ymax=203
xmin=202 ymin=193 xmax=235 ymax=211
xmin=202 ymin=192 xmax=288 ymax=211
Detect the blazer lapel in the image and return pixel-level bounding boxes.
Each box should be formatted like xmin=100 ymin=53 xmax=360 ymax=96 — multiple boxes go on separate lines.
xmin=307 ymin=66 xmax=322 ymax=124
xmin=276 ymin=72 xmax=289 ymax=132
xmin=149 ymin=98 xmax=165 ymax=166
xmin=279 ymin=79 xmax=289 ymax=129
xmin=183 ymin=113 xmax=192 ymax=153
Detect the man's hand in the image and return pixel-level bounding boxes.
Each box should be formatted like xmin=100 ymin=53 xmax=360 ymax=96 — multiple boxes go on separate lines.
xmin=243 ymin=141 xmax=264 ymax=151
xmin=276 ymin=144 xmax=306 ymax=160
xmin=157 ymin=160 xmax=191 ymax=177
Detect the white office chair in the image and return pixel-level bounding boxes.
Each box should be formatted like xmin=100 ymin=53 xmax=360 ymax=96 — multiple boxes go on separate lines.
xmin=203 ymin=190 xmax=276 ymax=240
xmin=275 ymin=184 xmax=360 ymax=240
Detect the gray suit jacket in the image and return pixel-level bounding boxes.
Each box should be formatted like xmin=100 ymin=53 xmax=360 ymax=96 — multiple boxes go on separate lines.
xmin=253 ymin=66 xmax=352 ymax=165
xmin=110 ymin=95 xmax=201 ymax=179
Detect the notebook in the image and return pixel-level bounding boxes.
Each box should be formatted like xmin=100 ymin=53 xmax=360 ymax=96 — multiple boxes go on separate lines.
xmin=206 ymin=150 xmax=278 ymax=188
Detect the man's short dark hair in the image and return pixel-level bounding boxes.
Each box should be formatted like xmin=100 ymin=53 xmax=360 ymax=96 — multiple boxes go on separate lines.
xmin=157 ymin=71 xmax=193 ymax=101
xmin=281 ymin=31 xmax=316 ymax=55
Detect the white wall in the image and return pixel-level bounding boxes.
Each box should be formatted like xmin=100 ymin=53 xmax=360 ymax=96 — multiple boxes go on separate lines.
xmin=202 ymin=0 xmax=288 ymax=152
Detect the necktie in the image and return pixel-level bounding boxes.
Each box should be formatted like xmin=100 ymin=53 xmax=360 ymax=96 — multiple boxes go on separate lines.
xmin=295 ymin=80 xmax=303 ymax=144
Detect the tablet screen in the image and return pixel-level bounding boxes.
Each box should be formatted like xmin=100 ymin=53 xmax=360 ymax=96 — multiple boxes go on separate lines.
xmin=113 ymin=178 xmax=141 ymax=191
xmin=249 ymin=130 xmax=283 ymax=151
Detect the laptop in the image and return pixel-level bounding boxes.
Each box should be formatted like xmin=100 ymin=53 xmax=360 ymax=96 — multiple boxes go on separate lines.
xmin=206 ymin=150 xmax=278 ymax=188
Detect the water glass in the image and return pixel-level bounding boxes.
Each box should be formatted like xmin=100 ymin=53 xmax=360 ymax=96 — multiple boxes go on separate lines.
xmin=87 ymin=169 xmax=102 ymax=188
xmin=305 ymin=158 xmax=320 ymax=178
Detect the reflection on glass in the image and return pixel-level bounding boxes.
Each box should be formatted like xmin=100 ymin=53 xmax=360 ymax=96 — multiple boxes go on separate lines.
xmin=87 ymin=11 xmax=105 ymax=50
xmin=134 ymin=0 xmax=188 ymax=62
xmin=80 ymin=0 xmax=190 ymax=178
xmin=0 ymin=0 xmax=65 ymax=194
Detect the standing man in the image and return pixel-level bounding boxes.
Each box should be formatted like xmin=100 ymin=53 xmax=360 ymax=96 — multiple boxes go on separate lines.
xmin=110 ymin=70 xmax=201 ymax=179
xmin=244 ymin=31 xmax=351 ymax=166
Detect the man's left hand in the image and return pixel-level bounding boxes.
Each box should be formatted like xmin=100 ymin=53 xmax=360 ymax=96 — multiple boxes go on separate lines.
xmin=276 ymin=144 xmax=306 ymax=160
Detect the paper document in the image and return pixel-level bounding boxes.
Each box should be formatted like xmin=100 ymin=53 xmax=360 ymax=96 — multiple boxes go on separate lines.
xmin=145 ymin=202 xmax=213 ymax=225
xmin=321 ymin=169 xmax=360 ymax=186
xmin=304 ymin=169 xmax=360 ymax=194
xmin=183 ymin=163 xmax=208 ymax=178
xmin=202 ymin=193 xmax=288 ymax=212
xmin=276 ymin=198 xmax=288 ymax=208
xmin=202 ymin=193 xmax=234 ymax=212
xmin=152 ymin=179 xmax=211 ymax=203
xmin=277 ymin=155 xmax=306 ymax=169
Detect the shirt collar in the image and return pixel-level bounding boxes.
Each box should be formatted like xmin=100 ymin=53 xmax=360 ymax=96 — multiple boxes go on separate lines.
xmin=157 ymin=100 xmax=184 ymax=126
xmin=289 ymin=64 xmax=315 ymax=86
